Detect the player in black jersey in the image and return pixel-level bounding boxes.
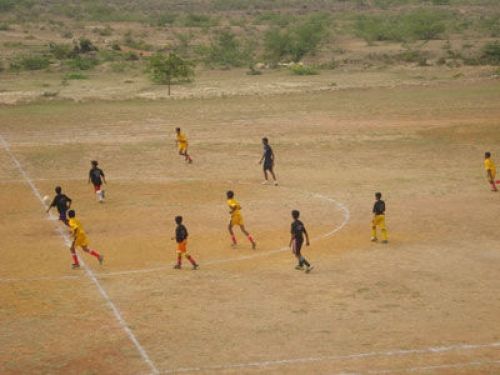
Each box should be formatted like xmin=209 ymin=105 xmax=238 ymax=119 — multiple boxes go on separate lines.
xmin=259 ymin=137 xmax=278 ymax=186
xmin=88 ymin=160 xmax=106 ymax=203
xmin=289 ymin=210 xmax=312 ymax=273
xmin=371 ymin=192 xmax=388 ymax=243
xmin=46 ymin=186 xmax=72 ymax=225
xmin=172 ymin=216 xmax=198 ymax=270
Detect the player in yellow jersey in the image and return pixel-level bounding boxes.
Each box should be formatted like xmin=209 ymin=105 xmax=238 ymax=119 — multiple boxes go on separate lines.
xmin=226 ymin=190 xmax=256 ymax=249
xmin=484 ymin=152 xmax=498 ymax=192
xmin=175 ymin=127 xmax=193 ymax=163
xmin=371 ymin=192 xmax=388 ymax=243
xmin=67 ymin=210 xmax=104 ymax=269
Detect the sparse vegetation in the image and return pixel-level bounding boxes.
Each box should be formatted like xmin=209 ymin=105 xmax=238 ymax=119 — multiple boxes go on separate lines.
xmin=264 ymin=13 xmax=330 ymax=63
xmin=356 ymin=9 xmax=449 ymax=42
xmin=64 ymin=72 xmax=88 ymax=80
xmin=289 ymin=64 xmax=319 ymax=75
xmin=481 ymin=41 xmax=500 ymax=65
xmin=147 ymin=52 xmax=194 ymax=95
xmin=10 ymin=54 xmax=51 ymax=71
xmin=202 ymin=30 xmax=254 ymax=68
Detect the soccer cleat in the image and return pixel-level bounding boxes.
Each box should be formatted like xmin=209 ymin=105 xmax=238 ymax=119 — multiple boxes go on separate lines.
xmin=295 ymin=265 xmax=304 ymax=270
xmin=231 ymin=243 xmax=237 ymax=249
xmin=252 ymin=242 xmax=256 ymax=250
xmin=71 ymin=264 xmax=80 ymax=269
xmin=274 ymin=181 xmax=279 ymax=186
xmin=382 ymin=240 xmax=388 ymax=244
xmin=305 ymin=266 xmax=314 ymax=273
xmin=98 ymin=255 xmax=104 ymax=265
xmin=261 ymin=180 xmax=269 ymax=185
xmin=192 ymin=264 xmax=199 ymax=270
xmin=173 ymin=264 xmax=181 ymax=269
xmin=371 ymin=237 xmax=378 ymax=242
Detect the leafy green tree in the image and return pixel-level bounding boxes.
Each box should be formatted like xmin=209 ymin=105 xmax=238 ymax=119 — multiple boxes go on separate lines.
xmin=147 ymin=53 xmax=194 ymax=95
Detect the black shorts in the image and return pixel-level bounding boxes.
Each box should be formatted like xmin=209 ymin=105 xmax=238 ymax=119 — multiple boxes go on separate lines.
xmin=292 ymin=239 xmax=303 ymax=256
xmin=263 ymin=161 xmax=273 ymax=171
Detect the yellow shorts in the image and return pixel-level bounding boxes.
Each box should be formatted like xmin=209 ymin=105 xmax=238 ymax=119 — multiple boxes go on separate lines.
xmin=74 ymin=234 xmax=89 ymax=248
xmin=372 ymin=215 xmax=386 ymax=229
xmin=177 ymin=240 xmax=188 ymax=254
xmin=230 ymin=214 xmax=244 ymax=226
xmin=178 ymin=143 xmax=187 ymax=153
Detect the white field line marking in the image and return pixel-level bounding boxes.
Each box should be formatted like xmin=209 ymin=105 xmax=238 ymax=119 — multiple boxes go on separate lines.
xmin=0 ymin=135 xmax=159 ymax=375
xmin=0 ymin=275 xmax=82 ymax=283
xmin=368 ymin=359 xmax=500 ymax=374
xmin=96 ymin=190 xmax=350 ymax=278
xmin=162 ymin=342 xmax=500 ymax=374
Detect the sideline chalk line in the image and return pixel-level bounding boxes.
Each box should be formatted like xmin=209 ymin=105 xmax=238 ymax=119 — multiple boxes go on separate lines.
xmin=0 ymin=134 xmax=159 ymax=375
xmin=162 ymin=341 xmax=500 ymax=374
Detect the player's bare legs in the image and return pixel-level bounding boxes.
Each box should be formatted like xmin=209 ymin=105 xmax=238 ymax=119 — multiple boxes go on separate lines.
xmin=180 ymin=149 xmax=193 ymax=163
xmin=239 ymin=224 xmax=256 ymax=249
xmin=81 ymin=245 xmax=104 ymax=264
xmin=228 ymin=223 xmax=237 ymax=246
xmin=70 ymin=245 xmax=80 ymax=269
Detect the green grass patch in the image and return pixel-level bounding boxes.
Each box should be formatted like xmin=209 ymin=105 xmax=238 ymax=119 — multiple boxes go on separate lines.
xmin=64 ymin=72 xmax=88 ymax=80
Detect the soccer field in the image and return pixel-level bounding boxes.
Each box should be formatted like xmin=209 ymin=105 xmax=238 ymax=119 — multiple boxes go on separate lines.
xmin=1 ymin=81 xmax=500 ymax=374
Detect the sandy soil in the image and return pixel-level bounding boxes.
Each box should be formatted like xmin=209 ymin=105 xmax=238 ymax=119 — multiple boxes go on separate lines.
xmin=1 ymin=80 xmax=500 ymax=374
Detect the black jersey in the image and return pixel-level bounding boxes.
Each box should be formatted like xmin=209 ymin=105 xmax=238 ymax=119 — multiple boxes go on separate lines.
xmin=89 ymin=167 xmax=105 ymax=185
xmin=175 ymin=224 xmax=188 ymax=243
xmin=373 ymin=200 xmax=386 ymax=215
xmin=263 ymin=144 xmax=273 ymax=163
xmin=50 ymin=194 xmax=72 ymax=214
xmin=291 ymin=219 xmax=306 ymax=242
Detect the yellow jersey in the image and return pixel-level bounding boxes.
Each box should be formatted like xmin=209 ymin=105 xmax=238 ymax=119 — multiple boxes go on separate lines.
xmin=485 ymin=158 xmax=496 ymax=176
xmin=68 ymin=218 xmax=86 ymax=239
xmin=176 ymin=132 xmax=187 ymax=144
xmin=227 ymin=198 xmax=241 ymax=217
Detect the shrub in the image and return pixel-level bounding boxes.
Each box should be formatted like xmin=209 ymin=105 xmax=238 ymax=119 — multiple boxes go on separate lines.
xmin=0 ymin=23 xmax=10 ymax=31
xmin=0 ymin=0 xmax=15 ymax=11
xmin=356 ymin=9 xmax=447 ymax=42
xmin=49 ymin=42 xmax=74 ymax=60
xmin=123 ymin=33 xmax=153 ymax=51
xmin=264 ymin=13 xmax=330 ymax=63
xmin=203 ymin=30 xmax=253 ymax=68
xmin=93 ymin=25 xmax=113 ymax=36
xmin=289 ymin=64 xmax=318 ymax=75
xmin=12 ymin=54 xmax=51 ymax=70
xmin=77 ymin=38 xmax=98 ymax=53
xmin=182 ymin=14 xmax=217 ymax=28
xmin=66 ymin=56 xmax=98 ymax=70
xmin=64 ymin=72 xmax=87 ymax=80
xmin=156 ymin=13 xmax=177 ymax=26
xmin=481 ymin=41 xmax=500 ymax=65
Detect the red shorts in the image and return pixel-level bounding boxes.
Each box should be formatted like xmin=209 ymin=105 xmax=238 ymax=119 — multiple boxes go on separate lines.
xmin=93 ymin=184 xmax=101 ymax=192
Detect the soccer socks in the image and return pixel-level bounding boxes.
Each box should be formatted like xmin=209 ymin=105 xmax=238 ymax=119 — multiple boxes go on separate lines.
xmin=71 ymin=253 xmax=79 ymax=266
xmin=491 ymin=182 xmax=498 ymax=191
xmin=371 ymin=227 xmax=377 ymax=239
xmin=247 ymin=234 xmax=255 ymax=244
xmin=231 ymin=235 xmax=237 ymax=245
xmin=89 ymin=249 xmax=101 ymax=259
xmin=177 ymin=254 xmax=182 ymax=266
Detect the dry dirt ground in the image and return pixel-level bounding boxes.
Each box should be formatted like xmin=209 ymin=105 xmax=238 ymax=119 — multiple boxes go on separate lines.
xmin=1 ymin=79 xmax=500 ymax=374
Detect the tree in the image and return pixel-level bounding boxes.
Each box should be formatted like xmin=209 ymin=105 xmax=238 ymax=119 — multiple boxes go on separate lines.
xmin=147 ymin=53 xmax=194 ymax=96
